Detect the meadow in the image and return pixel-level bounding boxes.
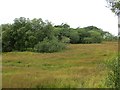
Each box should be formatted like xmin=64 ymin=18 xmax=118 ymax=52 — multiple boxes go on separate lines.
xmin=2 ymin=42 xmax=118 ymax=88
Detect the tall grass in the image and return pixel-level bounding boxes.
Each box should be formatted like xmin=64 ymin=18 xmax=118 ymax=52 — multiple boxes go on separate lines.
xmin=105 ymin=55 xmax=120 ymax=88
xmin=2 ymin=42 xmax=118 ymax=88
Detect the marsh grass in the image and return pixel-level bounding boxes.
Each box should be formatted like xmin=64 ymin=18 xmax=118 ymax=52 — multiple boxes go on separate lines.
xmin=105 ymin=55 xmax=120 ymax=88
xmin=2 ymin=42 xmax=118 ymax=88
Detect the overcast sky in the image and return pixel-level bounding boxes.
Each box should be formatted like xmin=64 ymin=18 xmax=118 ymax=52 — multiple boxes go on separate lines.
xmin=0 ymin=0 xmax=118 ymax=35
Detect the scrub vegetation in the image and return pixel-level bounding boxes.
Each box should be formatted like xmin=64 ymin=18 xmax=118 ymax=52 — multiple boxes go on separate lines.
xmin=1 ymin=17 xmax=118 ymax=88
xmin=1 ymin=17 xmax=117 ymax=53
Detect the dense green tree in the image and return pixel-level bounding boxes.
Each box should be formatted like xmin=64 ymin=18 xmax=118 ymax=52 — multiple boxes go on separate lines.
xmin=1 ymin=17 xmax=116 ymax=52
xmin=88 ymin=30 xmax=102 ymax=43
xmin=77 ymin=27 xmax=103 ymax=43
xmin=103 ymin=31 xmax=116 ymax=41
xmin=69 ymin=30 xmax=79 ymax=44
xmin=2 ymin=24 xmax=13 ymax=52
xmin=54 ymin=23 xmax=71 ymax=40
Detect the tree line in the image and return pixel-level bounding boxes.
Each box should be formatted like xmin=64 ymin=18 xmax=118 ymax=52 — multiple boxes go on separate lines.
xmin=1 ymin=17 xmax=117 ymax=52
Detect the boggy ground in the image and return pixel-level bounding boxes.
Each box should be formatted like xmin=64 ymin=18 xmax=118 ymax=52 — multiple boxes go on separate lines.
xmin=2 ymin=42 xmax=118 ymax=88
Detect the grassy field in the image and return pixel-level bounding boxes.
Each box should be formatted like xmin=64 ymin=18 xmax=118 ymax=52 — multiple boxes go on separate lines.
xmin=2 ymin=42 xmax=118 ymax=88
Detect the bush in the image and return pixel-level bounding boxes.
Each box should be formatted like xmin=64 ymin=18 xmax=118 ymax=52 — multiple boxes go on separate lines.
xmin=34 ymin=38 xmax=66 ymax=53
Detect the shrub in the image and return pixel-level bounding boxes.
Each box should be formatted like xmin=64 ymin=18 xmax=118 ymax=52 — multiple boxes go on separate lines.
xmin=34 ymin=38 xmax=66 ymax=53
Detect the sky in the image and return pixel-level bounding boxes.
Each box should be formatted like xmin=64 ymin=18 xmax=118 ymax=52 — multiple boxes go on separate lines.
xmin=0 ymin=0 xmax=118 ymax=35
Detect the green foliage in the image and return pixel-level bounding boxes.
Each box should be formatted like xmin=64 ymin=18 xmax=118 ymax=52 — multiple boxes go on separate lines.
xmin=2 ymin=24 xmax=14 ymax=52
xmin=77 ymin=27 xmax=103 ymax=43
xmin=69 ymin=30 xmax=79 ymax=44
xmin=1 ymin=17 xmax=116 ymax=52
xmin=103 ymin=31 xmax=117 ymax=41
xmin=54 ymin=25 xmax=71 ymax=41
xmin=61 ymin=36 xmax=70 ymax=43
xmin=88 ymin=30 xmax=102 ymax=43
xmin=106 ymin=0 xmax=120 ymax=15
xmin=34 ymin=38 xmax=66 ymax=53
xmin=105 ymin=56 xmax=120 ymax=88
xmin=83 ymin=37 xmax=93 ymax=44
xmin=2 ymin=17 xmax=59 ymax=52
